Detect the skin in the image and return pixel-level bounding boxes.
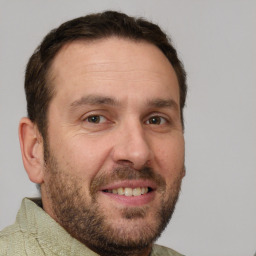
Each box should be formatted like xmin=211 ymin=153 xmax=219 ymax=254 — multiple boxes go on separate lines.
xmin=19 ymin=37 xmax=185 ymax=256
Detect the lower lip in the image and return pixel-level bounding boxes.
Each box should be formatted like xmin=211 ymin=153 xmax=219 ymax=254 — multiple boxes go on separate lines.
xmin=101 ymin=191 xmax=155 ymax=207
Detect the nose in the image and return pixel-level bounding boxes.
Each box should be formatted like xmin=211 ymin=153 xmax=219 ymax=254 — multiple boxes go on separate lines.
xmin=111 ymin=121 xmax=153 ymax=170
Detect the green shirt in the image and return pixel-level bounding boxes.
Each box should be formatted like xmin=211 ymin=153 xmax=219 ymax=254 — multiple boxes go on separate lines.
xmin=0 ymin=198 xmax=183 ymax=256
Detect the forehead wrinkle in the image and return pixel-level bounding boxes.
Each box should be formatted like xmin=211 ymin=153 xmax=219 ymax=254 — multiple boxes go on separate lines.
xmin=77 ymin=62 xmax=171 ymax=75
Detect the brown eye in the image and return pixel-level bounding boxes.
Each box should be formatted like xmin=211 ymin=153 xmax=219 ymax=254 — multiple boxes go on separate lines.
xmin=86 ymin=115 xmax=106 ymax=124
xmin=147 ymin=116 xmax=166 ymax=125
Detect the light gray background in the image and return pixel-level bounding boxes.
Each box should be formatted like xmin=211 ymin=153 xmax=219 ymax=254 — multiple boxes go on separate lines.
xmin=0 ymin=1 xmax=255 ymax=255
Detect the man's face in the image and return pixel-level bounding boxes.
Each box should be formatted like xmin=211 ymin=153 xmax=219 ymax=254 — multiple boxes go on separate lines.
xmin=41 ymin=38 xmax=185 ymax=255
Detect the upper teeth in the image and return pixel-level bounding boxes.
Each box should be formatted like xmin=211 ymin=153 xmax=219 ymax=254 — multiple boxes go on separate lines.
xmin=107 ymin=187 xmax=149 ymax=196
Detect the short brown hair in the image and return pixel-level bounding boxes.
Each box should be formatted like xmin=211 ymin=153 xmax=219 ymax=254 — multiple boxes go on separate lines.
xmin=25 ymin=11 xmax=187 ymax=138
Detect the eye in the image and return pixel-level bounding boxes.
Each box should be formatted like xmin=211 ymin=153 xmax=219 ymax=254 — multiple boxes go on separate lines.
xmin=85 ymin=115 xmax=107 ymax=124
xmin=146 ymin=116 xmax=167 ymax=125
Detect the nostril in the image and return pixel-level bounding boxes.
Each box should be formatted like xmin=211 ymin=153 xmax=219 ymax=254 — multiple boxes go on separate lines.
xmin=111 ymin=136 xmax=153 ymax=171
xmin=117 ymin=159 xmax=134 ymax=167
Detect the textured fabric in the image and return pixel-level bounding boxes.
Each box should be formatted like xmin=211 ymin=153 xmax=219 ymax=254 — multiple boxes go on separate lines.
xmin=0 ymin=198 xmax=183 ymax=256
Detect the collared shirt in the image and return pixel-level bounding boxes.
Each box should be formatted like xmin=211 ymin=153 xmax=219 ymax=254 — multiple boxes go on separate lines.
xmin=0 ymin=198 xmax=183 ymax=256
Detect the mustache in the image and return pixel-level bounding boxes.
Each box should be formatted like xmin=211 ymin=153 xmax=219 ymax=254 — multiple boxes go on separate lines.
xmin=90 ymin=166 xmax=166 ymax=196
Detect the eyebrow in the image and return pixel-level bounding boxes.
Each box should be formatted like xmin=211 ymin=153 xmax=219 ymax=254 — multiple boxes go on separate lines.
xmin=147 ymin=98 xmax=179 ymax=110
xmin=70 ymin=95 xmax=179 ymax=111
xmin=70 ymin=95 xmax=120 ymax=109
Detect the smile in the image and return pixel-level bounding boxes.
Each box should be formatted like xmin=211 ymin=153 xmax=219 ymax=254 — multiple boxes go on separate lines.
xmin=103 ymin=187 xmax=151 ymax=196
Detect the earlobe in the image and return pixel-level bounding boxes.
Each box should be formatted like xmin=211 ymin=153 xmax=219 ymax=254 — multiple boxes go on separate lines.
xmin=19 ymin=117 xmax=44 ymax=184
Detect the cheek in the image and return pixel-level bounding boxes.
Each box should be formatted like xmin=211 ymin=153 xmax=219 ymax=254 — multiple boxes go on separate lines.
xmin=56 ymin=136 xmax=111 ymax=179
xmin=154 ymin=134 xmax=185 ymax=178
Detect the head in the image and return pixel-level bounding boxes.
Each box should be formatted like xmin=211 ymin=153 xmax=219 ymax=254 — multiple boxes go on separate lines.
xmin=19 ymin=11 xmax=187 ymax=256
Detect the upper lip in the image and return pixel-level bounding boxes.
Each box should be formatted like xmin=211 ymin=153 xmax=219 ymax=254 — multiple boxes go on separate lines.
xmin=100 ymin=180 xmax=157 ymax=191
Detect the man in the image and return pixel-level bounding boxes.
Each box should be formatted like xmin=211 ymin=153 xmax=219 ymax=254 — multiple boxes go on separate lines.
xmin=0 ymin=11 xmax=187 ymax=256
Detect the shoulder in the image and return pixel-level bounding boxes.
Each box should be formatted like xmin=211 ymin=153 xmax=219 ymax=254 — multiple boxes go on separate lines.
xmin=0 ymin=223 xmax=49 ymax=256
xmin=0 ymin=223 xmax=27 ymax=255
xmin=0 ymin=198 xmax=45 ymax=256
xmin=151 ymin=244 xmax=184 ymax=256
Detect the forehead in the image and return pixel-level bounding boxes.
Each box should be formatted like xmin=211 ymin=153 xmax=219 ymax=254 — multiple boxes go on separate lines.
xmin=49 ymin=37 xmax=179 ymax=106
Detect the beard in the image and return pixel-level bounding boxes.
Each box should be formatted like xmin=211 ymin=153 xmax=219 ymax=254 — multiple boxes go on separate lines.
xmin=42 ymin=145 xmax=184 ymax=256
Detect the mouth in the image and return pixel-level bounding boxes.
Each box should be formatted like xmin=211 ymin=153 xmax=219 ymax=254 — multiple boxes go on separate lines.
xmin=102 ymin=187 xmax=153 ymax=197
xmin=99 ymin=181 xmax=156 ymax=207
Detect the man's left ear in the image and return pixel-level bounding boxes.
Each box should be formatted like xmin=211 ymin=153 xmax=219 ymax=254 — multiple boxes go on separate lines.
xmin=18 ymin=117 xmax=45 ymax=184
